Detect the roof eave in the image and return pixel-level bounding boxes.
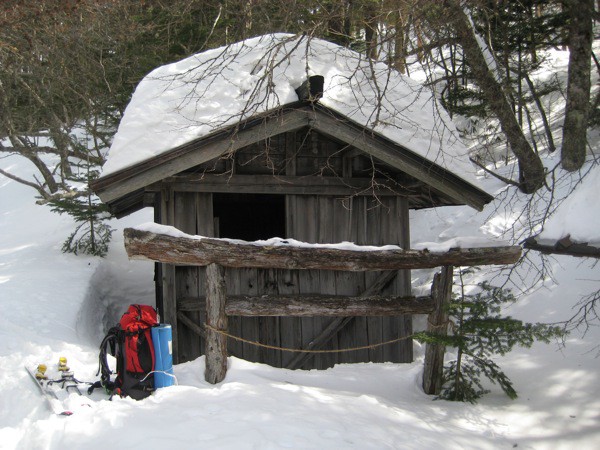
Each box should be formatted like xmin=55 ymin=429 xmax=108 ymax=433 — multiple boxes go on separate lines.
xmin=92 ymin=103 xmax=493 ymax=215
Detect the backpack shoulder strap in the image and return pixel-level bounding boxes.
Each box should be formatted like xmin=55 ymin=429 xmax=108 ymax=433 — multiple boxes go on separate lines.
xmin=95 ymin=326 xmax=121 ymax=390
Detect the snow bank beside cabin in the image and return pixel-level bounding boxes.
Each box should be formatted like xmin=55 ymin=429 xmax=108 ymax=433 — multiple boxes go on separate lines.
xmin=102 ymin=33 xmax=480 ymax=187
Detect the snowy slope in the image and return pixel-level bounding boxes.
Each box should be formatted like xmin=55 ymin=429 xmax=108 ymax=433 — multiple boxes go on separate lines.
xmin=539 ymin=162 xmax=600 ymax=244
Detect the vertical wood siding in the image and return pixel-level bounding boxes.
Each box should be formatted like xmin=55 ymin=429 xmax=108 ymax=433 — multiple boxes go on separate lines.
xmin=166 ymin=190 xmax=412 ymax=368
xmin=160 ymin=130 xmax=413 ymax=368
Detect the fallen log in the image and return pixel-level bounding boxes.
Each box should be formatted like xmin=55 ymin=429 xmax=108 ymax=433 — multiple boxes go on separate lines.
xmin=124 ymin=227 xmax=522 ymax=271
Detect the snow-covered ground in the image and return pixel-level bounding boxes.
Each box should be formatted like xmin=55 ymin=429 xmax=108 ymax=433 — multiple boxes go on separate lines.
xmin=1 ymin=44 xmax=600 ymax=449
xmin=1 ymin=151 xmax=599 ymax=449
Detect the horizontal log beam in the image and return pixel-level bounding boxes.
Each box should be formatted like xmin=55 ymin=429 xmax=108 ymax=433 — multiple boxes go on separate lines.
xmin=147 ymin=174 xmax=412 ymax=197
xmin=285 ymin=270 xmax=400 ymax=370
xmin=523 ymin=237 xmax=600 ymax=259
xmin=178 ymin=294 xmax=435 ymax=316
xmin=125 ymin=227 xmax=522 ymax=271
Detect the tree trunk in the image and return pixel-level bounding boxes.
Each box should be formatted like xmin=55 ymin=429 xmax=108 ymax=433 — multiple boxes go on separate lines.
xmin=393 ymin=5 xmax=407 ymax=74
xmin=326 ymin=0 xmax=351 ymax=47
xmin=364 ymin=1 xmax=379 ymax=60
xmin=523 ymin=73 xmax=556 ymax=153
xmin=561 ymin=0 xmax=594 ymax=171
xmin=445 ymin=1 xmax=545 ymax=193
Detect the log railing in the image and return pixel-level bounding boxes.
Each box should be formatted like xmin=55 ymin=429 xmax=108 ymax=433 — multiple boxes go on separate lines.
xmin=124 ymin=226 xmax=521 ymax=394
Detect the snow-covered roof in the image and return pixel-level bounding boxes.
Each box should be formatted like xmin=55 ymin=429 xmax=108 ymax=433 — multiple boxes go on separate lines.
xmin=101 ymin=33 xmax=480 ymax=187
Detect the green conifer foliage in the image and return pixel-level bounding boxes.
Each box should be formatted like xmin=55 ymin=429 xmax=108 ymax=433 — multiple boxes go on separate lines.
xmin=49 ymin=157 xmax=113 ymax=257
xmin=416 ymin=270 xmax=565 ymax=403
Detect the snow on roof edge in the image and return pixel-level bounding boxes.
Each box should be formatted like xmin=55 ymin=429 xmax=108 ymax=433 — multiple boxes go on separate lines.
xmin=101 ymin=33 xmax=486 ymax=192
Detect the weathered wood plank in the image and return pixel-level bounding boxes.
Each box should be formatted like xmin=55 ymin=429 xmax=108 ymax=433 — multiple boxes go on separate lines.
xmin=422 ymin=265 xmax=453 ymax=395
xmin=257 ymin=269 xmax=280 ymax=366
xmin=290 ymin=317 xmax=353 ymax=369
xmin=175 ymin=192 xmax=200 ymax=362
xmin=277 ymin=269 xmax=299 ymax=367
xmin=177 ymin=311 xmax=206 ymax=339
xmin=178 ymin=293 xmax=434 ymax=316
xmin=282 ymin=180 xmax=301 ymax=368
xmin=393 ymin=196 xmax=413 ymax=364
xmin=224 ymin=267 xmax=243 ymax=360
xmin=150 ymin=175 xmax=410 ymax=197
xmin=160 ymin=187 xmax=179 ymax=363
xmin=380 ymin=197 xmax=404 ymax=363
xmin=239 ymin=268 xmax=261 ymax=363
xmin=205 ymin=263 xmax=228 ymax=384
xmin=308 ymin=107 xmax=492 ymax=211
xmin=284 ymin=270 xmax=401 ymax=370
xmin=365 ymin=198 xmax=385 ymax=363
xmin=315 ymin=196 xmax=337 ymax=368
xmin=334 ymin=196 xmax=368 ymax=364
xmin=94 ymin=108 xmax=310 ymax=204
xmin=125 ymin=228 xmax=522 ymax=270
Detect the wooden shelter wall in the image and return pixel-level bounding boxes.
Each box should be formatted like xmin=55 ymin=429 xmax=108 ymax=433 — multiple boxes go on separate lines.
xmin=156 ymin=130 xmax=412 ymax=368
xmin=162 ymin=187 xmax=412 ymax=368
xmin=183 ymin=129 xmax=375 ymax=179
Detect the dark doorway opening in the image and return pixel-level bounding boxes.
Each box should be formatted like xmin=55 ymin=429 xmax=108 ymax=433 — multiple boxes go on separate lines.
xmin=213 ymin=193 xmax=286 ymax=241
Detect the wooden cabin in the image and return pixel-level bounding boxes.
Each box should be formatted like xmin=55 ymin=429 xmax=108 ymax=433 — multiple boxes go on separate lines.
xmin=92 ymin=38 xmax=493 ymax=369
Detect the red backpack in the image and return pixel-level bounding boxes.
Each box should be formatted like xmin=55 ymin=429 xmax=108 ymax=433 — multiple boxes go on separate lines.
xmin=93 ymin=304 xmax=158 ymax=400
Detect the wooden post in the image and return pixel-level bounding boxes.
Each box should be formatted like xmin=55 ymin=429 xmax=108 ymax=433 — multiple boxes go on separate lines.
xmin=422 ymin=265 xmax=453 ymax=395
xmin=205 ymin=263 xmax=228 ymax=384
xmin=160 ymin=187 xmax=179 ymax=363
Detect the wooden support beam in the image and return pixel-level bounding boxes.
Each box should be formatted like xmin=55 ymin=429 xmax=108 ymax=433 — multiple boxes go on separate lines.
xmin=523 ymin=236 xmax=600 ymax=259
xmin=178 ymin=293 xmax=434 ymax=316
xmin=205 ymin=263 xmax=228 ymax=384
xmin=285 ymin=270 xmax=400 ymax=370
xmin=147 ymin=174 xmax=408 ymax=197
xmin=422 ymin=265 xmax=453 ymax=395
xmin=125 ymin=227 xmax=522 ymax=271
xmin=177 ymin=311 xmax=206 ymax=339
